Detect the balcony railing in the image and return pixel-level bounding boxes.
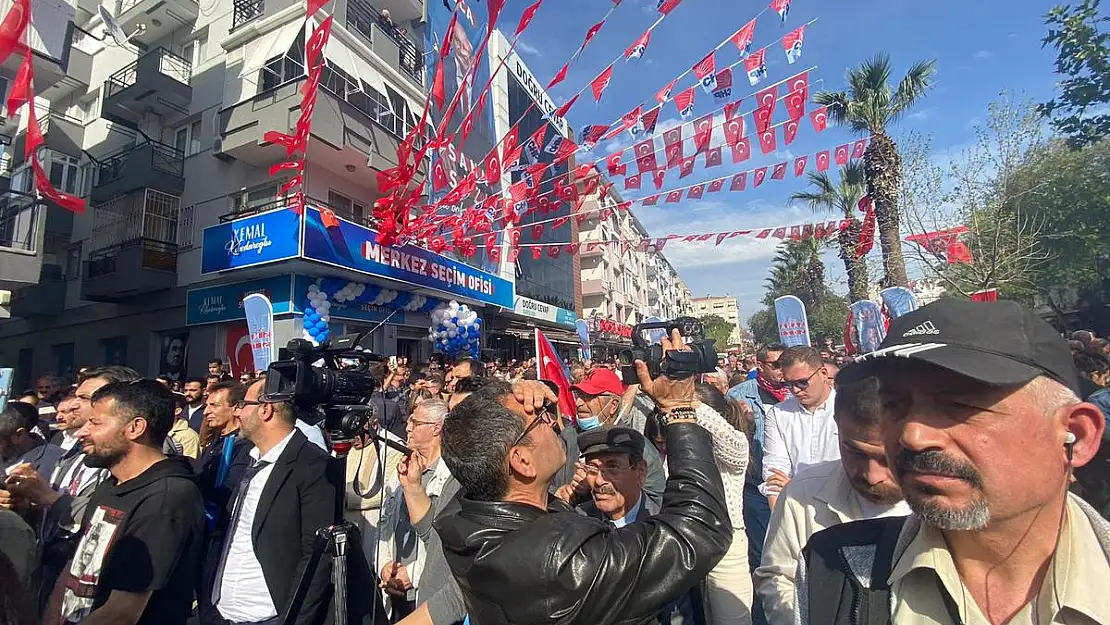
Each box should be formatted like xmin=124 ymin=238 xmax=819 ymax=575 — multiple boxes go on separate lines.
xmin=345 ymin=0 xmax=424 ymax=83
xmin=0 ymin=192 xmax=39 ymax=252
xmin=218 ymin=196 xmax=379 ymax=229
xmin=97 ymin=141 xmax=185 ymax=187
xmin=87 ymin=238 xmax=177 ymax=279
xmin=232 ymin=0 xmax=265 ymax=29
xmin=89 ymin=188 xmax=181 ymax=255
xmin=105 ymin=48 xmax=192 ymax=99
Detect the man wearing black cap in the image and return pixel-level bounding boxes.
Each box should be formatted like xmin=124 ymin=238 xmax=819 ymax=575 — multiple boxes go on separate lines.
xmin=796 ymin=299 xmax=1109 ymax=625
xmin=575 ymin=426 xmax=655 ymax=525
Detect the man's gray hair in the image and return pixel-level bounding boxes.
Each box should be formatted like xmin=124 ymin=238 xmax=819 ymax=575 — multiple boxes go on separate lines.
xmin=416 ymin=398 xmax=450 ymax=423
xmin=1027 ymin=376 xmax=1080 ymax=416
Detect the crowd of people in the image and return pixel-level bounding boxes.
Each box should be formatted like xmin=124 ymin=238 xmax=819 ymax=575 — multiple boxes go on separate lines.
xmin=1 ymin=299 xmax=1108 ymax=625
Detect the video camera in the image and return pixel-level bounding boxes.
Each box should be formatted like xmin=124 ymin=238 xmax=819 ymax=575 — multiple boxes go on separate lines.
xmin=617 ymin=316 xmax=719 ymax=385
xmin=264 ymin=333 xmax=383 ymax=447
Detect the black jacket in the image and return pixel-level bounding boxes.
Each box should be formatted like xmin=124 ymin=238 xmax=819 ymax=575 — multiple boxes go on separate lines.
xmin=248 ymin=429 xmax=341 ymax=625
xmin=435 ymin=422 xmax=731 ymax=625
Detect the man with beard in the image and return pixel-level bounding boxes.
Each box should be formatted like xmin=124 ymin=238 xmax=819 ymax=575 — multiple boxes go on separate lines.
xmin=797 ymin=300 xmax=1109 ymax=625
xmin=45 ymin=379 xmax=204 ymax=625
xmin=754 ymin=376 xmax=909 ymax=624
xmin=183 ymin=379 xmax=207 ymax=434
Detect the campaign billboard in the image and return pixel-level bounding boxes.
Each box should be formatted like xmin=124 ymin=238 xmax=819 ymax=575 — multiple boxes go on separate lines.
xmin=201 ymin=207 xmax=302 ymax=274
xmin=186 ymin=275 xmax=295 ymax=326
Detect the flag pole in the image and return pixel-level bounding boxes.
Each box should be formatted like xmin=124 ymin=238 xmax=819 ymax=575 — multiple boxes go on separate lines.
xmin=535 ymin=328 xmax=542 ymax=379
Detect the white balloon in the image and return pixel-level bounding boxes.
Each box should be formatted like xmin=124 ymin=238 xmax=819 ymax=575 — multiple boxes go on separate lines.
xmin=318 ymin=301 xmax=331 ymax=310
xmin=447 ymin=329 xmax=457 ymax=338
xmin=308 ymin=284 xmax=320 ymax=294
xmin=320 ymin=314 xmax=330 ymax=322
xmin=335 ymin=293 xmax=347 ymax=303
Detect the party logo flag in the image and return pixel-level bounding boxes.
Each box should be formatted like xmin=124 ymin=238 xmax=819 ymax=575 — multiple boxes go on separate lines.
xmin=816 ymin=149 xmax=831 ymax=171
xmin=745 ymin=47 xmax=767 ymax=86
xmin=754 ymin=104 xmax=774 ymax=134
xmin=770 ymin=0 xmax=790 ymax=23
xmin=784 ymin=89 xmax=807 ymax=121
xmin=783 ymin=24 xmax=805 ymax=64
xmin=634 ymin=139 xmax=659 ymax=173
xmin=652 ymin=169 xmax=666 ymax=189
xmin=546 ymin=136 xmax=578 ymax=163
xmin=730 ymin=172 xmax=747 ymax=191
xmin=687 ymin=184 xmax=705 ymax=199
xmin=663 ymin=127 xmax=684 ymax=168
xmin=579 ymin=20 xmax=606 ymax=54
xmin=781 ymin=121 xmax=800 ymax=146
xmin=515 ymin=0 xmax=542 ymax=35
xmin=731 ymin=137 xmax=751 ymax=163
xmin=811 ymin=106 xmax=829 ymax=133
xmin=754 ymin=166 xmax=768 ymax=187
xmin=730 ymin=19 xmax=756 ymax=56
xmin=591 ymin=64 xmax=614 ymax=102
xmin=705 ymin=146 xmax=723 ymax=168
xmin=638 ymin=106 xmax=661 ymax=135
xmin=758 ymin=127 xmax=777 ymax=154
xmin=674 ymin=86 xmax=696 ymax=119
xmin=624 ymin=174 xmax=641 ymax=190
xmin=851 ymin=138 xmax=868 ymax=158
xmin=626 ymin=28 xmax=652 ymax=60
xmin=578 ymin=124 xmax=608 ymax=149
xmin=712 ymin=68 xmax=733 ymax=102
xmin=693 ymin=51 xmax=717 ymax=93
xmin=835 ymin=144 xmax=850 ymax=165
xmin=723 ymin=116 xmax=746 ymax=146
xmin=794 ymin=155 xmax=808 ymax=176
xmin=656 ymin=78 xmax=678 ymax=104
xmin=642 ymin=194 xmax=660 ymax=206
xmin=487 ymin=0 xmax=506 ymax=32
xmin=708 ymin=178 xmax=725 ymax=192
xmin=548 ymin=63 xmax=569 ymax=89
xmin=554 ymin=94 xmax=579 ymax=119
xmin=523 ymin=128 xmax=545 ymax=164
xmin=606 ymin=152 xmax=627 ymax=176
xmin=772 ymin=161 xmax=787 ymax=180
xmin=678 ymin=155 xmax=696 ymax=178
xmin=693 ymin=113 xmax=714 ymax=153
xmin=657 ymin=0 xmax=682 ymax=15
xmin=622 ymin=105 xmax=643 ymax=136
xmin=665 ymin=190 xmax=684 ymax=203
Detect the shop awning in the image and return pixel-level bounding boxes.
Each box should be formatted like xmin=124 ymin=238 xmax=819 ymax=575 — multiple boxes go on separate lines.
xmin=238 ymin=18 xmax=304 ymax=80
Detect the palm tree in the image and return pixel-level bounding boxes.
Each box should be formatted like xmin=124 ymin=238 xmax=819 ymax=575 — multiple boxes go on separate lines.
xmin=790 ymin=160 xmax=869 ymax=302
xmin=814 ymin=54 xmax=937 ymax=287
xmin=764 ymin=238 xmax=829 ymax=311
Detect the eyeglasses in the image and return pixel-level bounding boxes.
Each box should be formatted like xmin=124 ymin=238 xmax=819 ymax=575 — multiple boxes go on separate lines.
xmin=783 ymin=369 xmax=821 ymax=391
xmin=582 ymin=462 xmax=633 ymax=479
xmin=511 ymin=404 xmax=557 ymax=448
xmin=233 ymin=400 xmax=266 ymax=409
xmin=408 ymin=418 xmax=439 ymax=428
xmin=761 ymin=359 xmax=781 ymax=369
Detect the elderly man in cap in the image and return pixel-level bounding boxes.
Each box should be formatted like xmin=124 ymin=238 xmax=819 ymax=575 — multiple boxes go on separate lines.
xmin=796 ymin=299 xmax=1109 ymax=625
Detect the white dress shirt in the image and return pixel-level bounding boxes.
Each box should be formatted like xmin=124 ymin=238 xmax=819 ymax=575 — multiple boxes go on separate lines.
xmin=295 ymin=419 xmax=328 ymax=451
xmin=216 ymin=429 xmax=296 ymax=622
xmin=760 ymin=389 xmax=840 ymax=497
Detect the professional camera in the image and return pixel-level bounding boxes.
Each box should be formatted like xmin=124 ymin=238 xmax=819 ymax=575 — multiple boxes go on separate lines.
xmin=618 ymin=316 xmax=719 ymax=385
xmin=264 ymin=333 xmax=383 ymax=446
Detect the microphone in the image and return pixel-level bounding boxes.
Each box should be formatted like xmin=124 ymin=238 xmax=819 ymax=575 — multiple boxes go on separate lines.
xmin=365 ymin=418 xmax=414 ymax=456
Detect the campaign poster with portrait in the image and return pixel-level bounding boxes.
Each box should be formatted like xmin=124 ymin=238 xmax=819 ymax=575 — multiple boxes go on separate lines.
xmin=159 ymin=333 xmax=189 ymax=382
xmin=850 ymin=300 xmax=887 ymax=354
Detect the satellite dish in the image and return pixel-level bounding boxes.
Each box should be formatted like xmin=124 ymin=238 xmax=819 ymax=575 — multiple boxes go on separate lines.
xmin=98 ymin=6 xmax=144 ymax=46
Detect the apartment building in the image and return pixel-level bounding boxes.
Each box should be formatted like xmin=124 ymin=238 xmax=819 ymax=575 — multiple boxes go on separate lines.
xmin=691 ymin=295 xmax=743 ymax=346
xmin=0 ymin=0 xmax=565 ymax=386
xmin=578 ymin=178 xmax=690 ymax=327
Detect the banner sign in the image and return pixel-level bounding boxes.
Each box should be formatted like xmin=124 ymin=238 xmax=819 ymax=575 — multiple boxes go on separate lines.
xmin=774 ymin=295 xmax=811 ymax=347
xmin=850 ymin=300 xmax=887 ymax=354
xmin=879 ymin=287 xmax=918 ymax=320
xmin=576 ymin=319 xmax=592 ymax=361
xmin=301 ymin=207 xmax=514 ymax=308
xmin=242 ymin=293 xmax=276 ymax=371
xmin=588 ymin=318 xmax=634 ymax=339
xmin=201 ymin=207 xmax=302 ymax=274
xmin=512 ymin=296 xmax=577 ymax=328
xmin=186 ymin=275 xmax=294 ymax=325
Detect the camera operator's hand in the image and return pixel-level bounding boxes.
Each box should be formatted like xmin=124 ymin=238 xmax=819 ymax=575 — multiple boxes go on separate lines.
xmin=511 ymin=380 xmax=558 ymax=416
xmin=635 ymin=328 xmax=696 ymax=412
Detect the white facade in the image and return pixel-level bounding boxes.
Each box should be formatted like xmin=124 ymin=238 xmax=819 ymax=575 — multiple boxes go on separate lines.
xmin=690 ymin=295 xmax=743 ymax=346
xmin=578 ymin=178 xmax=690 ymax=325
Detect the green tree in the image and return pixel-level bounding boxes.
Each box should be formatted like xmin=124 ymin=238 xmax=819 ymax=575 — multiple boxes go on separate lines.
xmin=1039 ymin=0 xmax=1110 ymax=147
xmin=747 ymin=239 xmax=849 ymax=347
xmin=815 ymin=54 xmax=938 ymax=288
xmin=698 ymin=314 xmax=737 ymax=348
xmin=790 ymin=160 xmax=870 ymax=302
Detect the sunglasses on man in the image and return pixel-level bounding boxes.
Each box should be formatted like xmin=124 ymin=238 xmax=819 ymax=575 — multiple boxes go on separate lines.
xmin=782 ymin=368 xmax=822 ymax=391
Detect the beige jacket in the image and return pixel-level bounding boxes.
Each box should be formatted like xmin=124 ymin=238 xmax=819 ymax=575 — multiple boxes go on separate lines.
xmin=168 ymin=418 xmax=200 ymax=458
xmin=754 ymin=460 xmax=908 ymax=625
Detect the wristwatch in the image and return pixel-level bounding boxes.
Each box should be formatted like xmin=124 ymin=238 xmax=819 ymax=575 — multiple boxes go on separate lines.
xmin=659 ymin=406 xmax=697 ymax=426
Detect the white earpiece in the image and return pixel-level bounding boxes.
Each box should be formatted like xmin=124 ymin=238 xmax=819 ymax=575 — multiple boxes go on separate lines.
xmin=1065 ymin=432 xmax=1077 ymax=445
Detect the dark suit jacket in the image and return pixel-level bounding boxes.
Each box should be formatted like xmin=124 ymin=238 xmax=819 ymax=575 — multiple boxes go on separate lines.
xmin=250 ymin=429 xmax=341 ymax=625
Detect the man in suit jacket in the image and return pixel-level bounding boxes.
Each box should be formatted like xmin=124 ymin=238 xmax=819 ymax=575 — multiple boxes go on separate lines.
xmin=209 ymin=379 xmax=339 ymax=625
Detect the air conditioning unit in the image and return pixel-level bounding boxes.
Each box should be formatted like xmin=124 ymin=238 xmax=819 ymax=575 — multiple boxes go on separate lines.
xmin=211 ymin=138 xmax=235 ymax=162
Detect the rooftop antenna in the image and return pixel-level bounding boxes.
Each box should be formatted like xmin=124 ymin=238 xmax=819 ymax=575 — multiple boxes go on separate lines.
xmin=98 ymin=6 xmax=146 ymax=47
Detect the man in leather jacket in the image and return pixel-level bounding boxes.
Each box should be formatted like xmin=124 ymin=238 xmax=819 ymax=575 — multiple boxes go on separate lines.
xmin=436 ymin=330 xmax=732 ymax=625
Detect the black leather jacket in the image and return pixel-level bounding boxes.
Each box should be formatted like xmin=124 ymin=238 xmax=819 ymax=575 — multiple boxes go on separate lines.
xmin=435 ymin=421 xmax=732 ymax=625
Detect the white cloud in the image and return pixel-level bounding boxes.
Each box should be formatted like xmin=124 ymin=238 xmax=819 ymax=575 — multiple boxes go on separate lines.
xmin=973 ymin=50 xmax=994 ymax=60
xmin=516 ymin=39 xmax=541 ymax=56
xmin=908 ymin=109 xmax=932 ymax=121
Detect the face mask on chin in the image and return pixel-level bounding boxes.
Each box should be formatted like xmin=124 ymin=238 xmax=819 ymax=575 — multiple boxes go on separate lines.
xmin=576 ymin=397 xmax=618 ymax=432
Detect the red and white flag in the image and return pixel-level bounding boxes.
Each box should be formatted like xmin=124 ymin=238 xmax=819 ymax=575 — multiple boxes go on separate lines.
xmin=536 ymin=329 xmax=577 ymax=418
xmin=835 ymin=144 xmax=850 ymax=165
xmin=591 ymin=64 xmax=614 ymax=101
xmin=657 ymin=0 xmax=682 ymax=14
xmin=784 ymin=88 xmax=807 ymax=121
xmin=656 ymin=78 xmax=678 ymax=104
xmin=708 ymin=178 xmax=725 ymax=192
xmin=652 ymin=169 xmax=666 ymax=190
xmin=665 ymin=190 xmax=683 ymax=203
xmin=772 ymin=161 xmax=787 ymax=180
xmin=693 ymin=113 xmax=714 ymax=153
xmin=731 ymin=137 xmax=752 ymax=163
xmin=705 ymin=146 xmax=723 ymax=168
xmin=664 ymin=126 xmax=685 ymax=168
xmin=788 ymin=72 xmax=810 ymax=100
xmin=724 ymin=100 xmax=743 ymax=121
xmin=687 ymin=184 xmax=705 ymax=199
xmin=784 ymin=120 xmax=801 ymax=145
xmin=622 ymin=105 xmax=643 ymax=135
xmin=794 ymin=155 xmax=808 ymax=176
xmin=758 ymin=127 xmax=777 ymax=154
xmin=515 ymin=0 xmax=542 ymax=35
xmin=811 ymin=106 xmax=829 ymax=133
xmin=624 ymin=174 xmax=641 ymax=190
xmin=636 ymin=106 xmax=661 ymax=136
xmin=678 ymin=155 xmax=696 ymax=178
xmin=606 ymin=152 xmax=627 ymax=176
xmin=626 ymin=28 xmax=652 ymax=60
xmin=730 ymin=172 xmax=747 ymax=191
xmin=548 ymin=63 xmax=569 ymax=89
xmin=754 ymin=104 xmax=774 ymax=134
xmin=816 ymin=150 xmax=831 ymax=171
xmin=754 ymin=166 xmax=768 ymax=187
xmin=642 ymin=195 xmax=660 ymax=206
xmin=770 ymin=0 xmax=791 ymax=23
xmin=745 ymin=47 xmax=767 ymax=86
xmin=756 ymin=85 xmax=778 ymax=111
xmin=674 ymin=86 xmax=696 ymax=119
xmin=578 ymin=20 xmax=606 ymax=55
xmin=693 ymin=51 xmax=717 ymax=93
xmin=724 ymin=115 xmax=745 ymax=146
xmin=730 ymin=19 xmax=756 ymax=57
xmin=851 ymin=138 xmax=868 ymax=158
xmin=783 ymin=25 xmax=805 ymax=64
xmin=634 ymin=139 xmax=659 ymax=173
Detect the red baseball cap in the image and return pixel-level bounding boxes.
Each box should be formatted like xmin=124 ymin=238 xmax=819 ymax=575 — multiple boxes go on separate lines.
xmin=571 ymin=368 xmax=624 ymax=397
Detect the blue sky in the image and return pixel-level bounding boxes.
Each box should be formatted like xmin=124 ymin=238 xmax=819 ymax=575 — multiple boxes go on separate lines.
xmin=488 ymin=0 xmax=1068 ymax=320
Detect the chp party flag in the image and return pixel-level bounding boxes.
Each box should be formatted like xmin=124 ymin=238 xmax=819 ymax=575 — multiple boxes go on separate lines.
xmin=745 ymin=47 xmax=767 ymax=86
xmin=730 ymin=18 xmax=756 ymax=57
xmin=693 ymin=51 xmax=717 ymax=93
xmin=622 ymin=105 xmax=643 ymax=136
xmin=637 ymin=106 xmax=661 ymax=136
xmin=783 ymin=24 xmax=805 ymax=64
xmin=712 ymin=68 xmax=733 ymax=102
xmin=591 ymin=64 xmax=614 ymax=102
xmin=674 ymin=86 xmax=696 ymax=119
xmin=770 ymin=0 xmax=791 ymax=23
xmin=657 ymin=0 xmax=682 ymax=14
xmin=626 ymin=28 xmax=651 ymax=60
xmin=536 ymin=329 xmax=577 ymax=418
xmin=656 ymin=78 xmax=678 ymax=104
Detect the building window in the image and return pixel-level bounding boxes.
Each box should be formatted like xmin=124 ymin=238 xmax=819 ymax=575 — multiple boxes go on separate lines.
xmin=261 ymin=31 xmax=304 ymax=92
xmin=232 ymin=0 xmax=265 ymax=30
xmin=48 ymin=153 xmax=80 ymax=195
xmin=178 ymin=205 xmax=196 ymax=248
xmin=174 ymin=120 xmax=203 ymax=156
xmin=65 ymin=243 xmax=82 ymax=280
xmin=181 ymin=34 xmax=207 ymax=68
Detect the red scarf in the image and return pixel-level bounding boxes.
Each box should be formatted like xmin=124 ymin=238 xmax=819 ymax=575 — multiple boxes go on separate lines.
xmin=757 ymin=373 xmax=788 ymax=403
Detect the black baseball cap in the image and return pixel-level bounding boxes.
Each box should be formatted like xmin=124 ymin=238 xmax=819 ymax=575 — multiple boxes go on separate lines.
xmin=839 ymin=298 xmax=1079 ymax=393
xmin=578 ymin=426 xmax=646 ymax=459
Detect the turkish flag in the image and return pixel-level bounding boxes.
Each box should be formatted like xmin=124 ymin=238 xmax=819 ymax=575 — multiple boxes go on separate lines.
xmin=811 ymin=106 xmax=828 ymax=133
xmin=758 ymin=128 xmax=777 ymax=154
xmin=624 ymin=174 xmax=641 ymax=190
xmin=730 ymin=172 xmax=747 ymax=191
xmin=756 ymin=85 xmax=777 ymax=111
xmin=516 ymin=0 xmax=542 ymax=35
xmin=678 ymin=156 xmax=696 ymax=179
xmin=705 ymin=146 xmax=723 ymax=168
xmin=794 ymin=155 xmax=809 ymax=176
xmin=783 ymin=120 xmax=799 ymax=145
xmin=788 ymin=72 xmax=810 ymax=100
xmin=652 ymin=169 xmax=666 ymax=190
xmin=548 ymin=63 xmax=569 ymax=89
xmin=852 ymin=138 xmax=868 ymax=158
xmin=835 ymin=144 xmax=850 ymax=165
xmin=642 ymin=195 xmax=660 ymax=206
xmin=754 ymin=167 xmax=768 ymax=187
xmin=772 ymin=161 xmax=787 ymax=180
xmin=556 ymin=176 xmax=578 ymax=202
xmin=693 ymin=113 xmax=714 ymax=153
xmin=0 ymin=0 xmax=30 ymax=64
xmin=816 ymin=150 xmax=831 ymax=172
xmin=665 ymin=190 xmax=683 ymax=203
xmin=724 ymin=116 xmax=746 ymax=146
xmin=687 ymin=184 xmax=705 ymax=200
xmin=225 ymin=323 xmax=255 ymax=377
xmin=784 ymin=89 xmax=806 ymax=121
xmin=606 ymin=152 xmax=627 ymax=176
xmin=634 ymin=140 xmax=659 ymax=173
xmin=6 ymin=52 xmax=31 ymax=116
xmin=731 ymin=137 xmax=751 ymax=163
xmin=532 ymin=247 xmax=543 ymax=259
xmin=531 ymin=223 xmax=545 ymax=240
xmin=663 ymin=127 xmax=684 ymax=168
xmin=432 ymin=159 xmax=449 ymax=191
xmin=708 ymin=178 xmax=725 ymax=193
xmin=754 ymin=104 xmax=774 ymax=134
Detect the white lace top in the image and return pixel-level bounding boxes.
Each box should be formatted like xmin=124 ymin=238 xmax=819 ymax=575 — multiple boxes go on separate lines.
xmin=695 ymin=403 xmax=750 ymax=531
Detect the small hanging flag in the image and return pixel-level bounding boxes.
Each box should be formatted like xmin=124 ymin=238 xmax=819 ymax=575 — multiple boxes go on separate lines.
xmin=730 ymin=172 xmax=747 ymax=191
xmin=723 ymin=116 xmax=745 ymax=146
xmin=783 ymin=119 xmax=799 ymax=145
xmin=756 ymin=84 xmax=778 ymax=112
xmin=665 ymin=190 xmax=684 ymax=203
xmin=835 ymin=144 xmax=850 ymax=165
xmin=731 ymin=137 xmax=752 ymax=163
xmin=624 ymin=174 xmax=641 ymax=190
xmin=788 ymin=72 xmax=810 ymax=100
xmin=578 ymin=20 xmax=606 ymax=56
xmin=606 ymin=152 xmax=627 ymax=176
xmin=816 ymin=149 xmax=831 ymax=171
xmin=636 ymin=106 xmax=661 ymax=136
xmin=770 ymin=0 xmax=791 ymax=23
xmin=745 ymin=47 xmax=767 ymax=86
xmin=772 ymin=161 xmax=787 ymax=180
xmin=642 ymin=195 xmax=661 ymax=206
xmin=693 ymin=113 xmax=714 ymax=153
xmin=724 ymin=100 xmax=743 ymax=121
xmin=754 ymin=104 xmax=774 ymax=134
xmin=708 ymin=178 xmax=725 ymax=192
xmin=754 ymin=166 xmax=768 ymax=187
xmin=811 ymin=106 xmax=829 ymax=133
xmin=634 ymin=140 xmax=659 ymax=173
xmin=488 ymin=0 xmax=507 ymax=33
xmin=578 ymin=124 xmax=609 ymax=149
xmin=678 ymin=155 xmax=696 ymax=178
xmin=712 ymin=68 xmax=733 ymax=102
xmin=784 ymin=88 xmax=806 ymax=121
xmin=851 ymin=138 xmax=868 ymax=158
xmin=705 ymin=146 xmax=723 ymax=168
xmin=663 ymin=127 xmax=684 ymax=168
xmin=622 ymin=105 xmax=643 ymax=135
xmin=688 ymin=184 xmax=705 ymax=199
xmin=730 ymin=19 xmax=756 ymax=57
xmin=591 ymin=64 xmax=614 ymax=102
xmin=783 ymin=24 xmax=805 ymax=64
xmin=626 ymin=28 xmax=652 ymax=60
xmin=693 ymin=51 xmax=717 ymax=93
xmin=674 ymin=86 xmax=696 ymax=119
xmin=548 ymin=63 xmax=569 ymax=89
xmin=758 ymin=127 xmax=777 ymax=154
xmin=794 ymin=155 xmax=808 ymax=176
xmin=652 ymin=169 xmax=666 ymax=189
xmin=554 ymin=94 xmax=579 ymax=119
xmin=657 ymin=0 xmax=682 ymax=15
xmin=656 ymin=78 xmax=678 ymax=104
